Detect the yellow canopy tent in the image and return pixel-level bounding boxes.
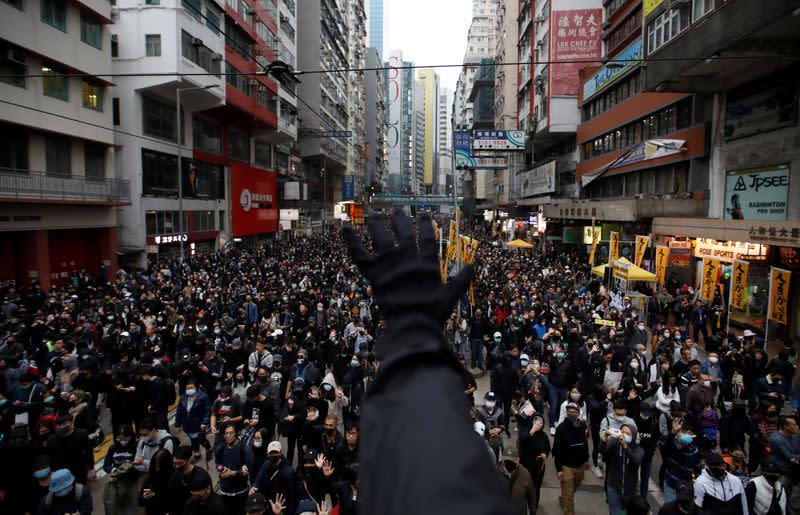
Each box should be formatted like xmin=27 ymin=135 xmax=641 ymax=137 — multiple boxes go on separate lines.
xmin=507 ymin=239 xmax=534 ymax=248
xmin=592 ymin=257 xmax=657 ymax=282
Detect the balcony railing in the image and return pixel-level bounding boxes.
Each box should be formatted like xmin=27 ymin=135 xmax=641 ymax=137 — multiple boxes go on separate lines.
xmin=0 ymin=170 xmax=131 ymax=203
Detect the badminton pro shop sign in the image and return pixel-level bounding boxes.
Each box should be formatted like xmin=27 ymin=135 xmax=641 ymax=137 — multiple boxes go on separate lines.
xmin=724 ymin=165 xmax=790 ymax=221
xmin=232 ymin=163 xmax=278 ymax=237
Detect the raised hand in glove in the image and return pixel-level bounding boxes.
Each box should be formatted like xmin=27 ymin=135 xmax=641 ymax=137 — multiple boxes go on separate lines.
xmin=342 ymin=210 xmax=473 ymax=365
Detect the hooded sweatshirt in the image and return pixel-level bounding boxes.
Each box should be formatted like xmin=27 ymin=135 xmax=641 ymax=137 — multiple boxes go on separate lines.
xmin=599 ymin=425 xmax=643 ymax=498
xmin=599 ymin=412 xmax=638 ymax=434
xmin=134 ymin=429 xmax=173 ymax=472
xmin=694 ymin=468 xmax=747 ymax=515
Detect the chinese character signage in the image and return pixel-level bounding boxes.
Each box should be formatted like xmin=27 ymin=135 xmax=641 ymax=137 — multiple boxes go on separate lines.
xmin=609 ymin=231 xmax=620 ymax=262
xmin=454 ymin=130 xmax=476 ymax=167
xmin=231 ymin=163 xmax=278 ymax=237
xmin=342 ymin=175 xmax=355 ymax=201
xmin=635 ymin=235 xmax=650 ymax=268
xmin=588 ymin=227 xmax=600 ymax=265
xmin=655 ymin=246 xmax=669 ymax=285
xmin=768 ymin=267 xmax=791 ymax=325
xmin=551 ymin=9 xmax=602 ymax=96
xmin=701 ymin=258 xmax=721 ymax=301
xmin=724 ymin=165 xmax=790 ymax=221
xmin=471 ymin=131 xmax=525 ymax=151
xmin=730 ymin=259 xmax=749 ymax=311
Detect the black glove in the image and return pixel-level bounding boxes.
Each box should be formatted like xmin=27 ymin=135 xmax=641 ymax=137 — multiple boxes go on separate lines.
xmin=342 ymin=211 xmax=473 ymax=365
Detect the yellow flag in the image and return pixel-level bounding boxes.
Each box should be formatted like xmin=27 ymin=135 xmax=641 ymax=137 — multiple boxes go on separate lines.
xmin=768 ymin=267 xmax=792 ymax=325
xmin=700 ymin=258 xmax=721 ymax=301
xmin=588 ymin=228 xmax=600 ymax=265
xmin=655 ymin=246 xmax=668 ymax=285
xmin=468 ymin=283 xmax=475 ymax=306
xmin=730 ymin=260 xmax=749 ymax=311
xmin=439 ymin=256 xmax=448 ymax=284
xmin=609 ymin=231 xmax=619 ymax=262
xmin=635 ymin=235 xmax=649 ymax=268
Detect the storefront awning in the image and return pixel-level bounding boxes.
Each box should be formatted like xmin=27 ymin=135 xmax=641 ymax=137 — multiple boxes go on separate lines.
xmin=652 ymin=217 xmax=800 ymax=248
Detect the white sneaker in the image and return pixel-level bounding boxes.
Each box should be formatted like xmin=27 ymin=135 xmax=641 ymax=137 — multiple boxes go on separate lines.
xmin=549 ymin=427 xmax=556 ymax=436
xmin=592 ymin=465 xmax=604 ymax=478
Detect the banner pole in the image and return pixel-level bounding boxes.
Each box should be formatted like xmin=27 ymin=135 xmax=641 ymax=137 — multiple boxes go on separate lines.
xmin=765 ymin=267 xmax=772 ymax=349
xmin=727 ymin=259 xmax=735 ymax=335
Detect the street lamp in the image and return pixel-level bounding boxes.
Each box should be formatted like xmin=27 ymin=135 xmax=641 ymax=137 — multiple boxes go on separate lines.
xmin=176 ymin=84 xmax=219 ymax=260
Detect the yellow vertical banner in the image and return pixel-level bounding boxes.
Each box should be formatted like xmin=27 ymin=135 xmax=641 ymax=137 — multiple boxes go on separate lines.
xmin=468 ymin=283 xmax=475 ymax=306
xmin=635 ymin=235 xmax=650 ymax=268
xmin=730 ymin=260 xmax=749 ymax=311
xmin=588 ymin=228 xmax=600 ymax=265
xmin=609 ymin=231 xmax=620 ymax=262
xmin=700 ymin=258 xmax=721 ymax=301
xmin=655 ymin=246 xmax=668 ymax=285
xmin=439 ymin=256 xmax=448 ymax=284
xmin=768 ymin=267 xmax=792 ymax=325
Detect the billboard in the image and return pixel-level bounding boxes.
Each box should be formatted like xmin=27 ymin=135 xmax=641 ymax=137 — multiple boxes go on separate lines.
xmin=725 ymin=77 xmax=797 ymax=140
xmin=342 ymin=175 xmax=355 ymax=201
xmin=231 ymin=163 xmax=278 ymax=237
xmin=454 ymin=130 xmax=476 ymax=167
xmin=386 ymin=50 xmax=404 ymax=183
xmin=520 ymin=161 xmax=556 ymax=197
xmin=612 ymin=139 xmax=686 ymax=169
xmin=583 ymin=39 xmax=643 ymax=101
xmin=724 ymin=164 xmax=790 ymax=220
xmin=551 ymin=9 xmax=602 ymax=96
xmin=472 ymin=131 xmax=525 ymax=151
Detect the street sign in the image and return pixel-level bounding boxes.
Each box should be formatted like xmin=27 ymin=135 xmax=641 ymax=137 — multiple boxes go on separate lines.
xmin=472 ymin=130 xmax=525 ymax=151
xmin=320 ymin=130 xmax=352 ymax=138
xmin=370 ymin=194 xmax=459 ymax=206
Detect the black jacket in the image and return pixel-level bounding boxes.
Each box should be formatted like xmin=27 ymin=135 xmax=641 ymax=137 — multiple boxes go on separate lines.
xmin=552 ymin=420 xmax=589 ymax=470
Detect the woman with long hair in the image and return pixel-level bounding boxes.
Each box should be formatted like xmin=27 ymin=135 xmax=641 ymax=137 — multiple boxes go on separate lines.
xmin=655 ymin=371 xmax=681 ymax=418
xmin=138 ymin=447 xmax=174 ymax=515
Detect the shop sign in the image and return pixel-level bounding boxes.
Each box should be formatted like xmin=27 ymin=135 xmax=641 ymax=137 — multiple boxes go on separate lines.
xmin=231 ymin=163 xmax=278 ymax=237
xmin=749 ymin=223 xmax=800 ymax=248
xmin=529 ymin=214 xmax=539 ymax=227
xmin=694 ymin=238 xmax=767 ymax=263
xmin=154 ymin=234 xmax=188 ymax=244
xmin=471 ymin=130 xmax=525 ymax=151
xmin=521 ymin=161 xmax=557 ymax=197
xmin=280 ymin=209 xmax=299 ymax=221
xmin=474 ymin=156 xmax=509 ymax=169
xmin=551 ymin=9 xmax=602 ymax=96
xmin=146 ymin=245 xmax=159 ymax=254
xmin=612 ymin=139 xmax=686 ymax=169
xmin=779 ymin=247 xmax=800 ymax=269
xmin=724 ymin=165 xmax=790 ymax=221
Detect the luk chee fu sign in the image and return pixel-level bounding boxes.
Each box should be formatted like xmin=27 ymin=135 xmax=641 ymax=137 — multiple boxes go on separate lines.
xmin=551 ymin=9 xmax=602 ymax=96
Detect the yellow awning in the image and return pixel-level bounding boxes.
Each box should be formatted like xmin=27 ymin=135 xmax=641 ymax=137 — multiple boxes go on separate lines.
xmin=591 ymin=257 xmax=657 ymax=281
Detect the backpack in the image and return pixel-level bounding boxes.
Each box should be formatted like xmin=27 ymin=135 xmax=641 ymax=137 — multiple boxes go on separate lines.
xmin=45 ymin=483 xmax=83 ymax=508
xmin=165 ymin=378 xmax=177 ymax=406
xmin=698 ymin=408 xmax=719 ymax=441
xmin=159 ymin=433 xmax=180 ymax=451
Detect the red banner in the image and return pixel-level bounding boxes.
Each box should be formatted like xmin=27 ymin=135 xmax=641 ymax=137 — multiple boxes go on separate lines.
xmin=231 ymin=163 xmax=278 ymax=237
xmin=550 ymin=9 xmax=602 ymax=96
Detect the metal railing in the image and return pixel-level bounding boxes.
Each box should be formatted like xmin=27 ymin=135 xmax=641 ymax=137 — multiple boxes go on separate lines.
xmin=0 ymin=169 xmax=131 ymax=202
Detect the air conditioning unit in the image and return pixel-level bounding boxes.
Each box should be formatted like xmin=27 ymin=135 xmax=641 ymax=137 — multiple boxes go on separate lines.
xmin=249 ymin=79 xmax=258 ymax=86
xmin=246 ymin=8 xmax=257 ymax=15
xmin=6 ymin=49 xmax=26 ymax=65
xmin=534 ymin=76 xmax=545 ymax=86
xmin=534 ymin=15 xmax=545 ymax=23
xmin=191 ymin=38 xmax=203 ymax=47
xmin=212 ymin=53 xmax=222 ymax=61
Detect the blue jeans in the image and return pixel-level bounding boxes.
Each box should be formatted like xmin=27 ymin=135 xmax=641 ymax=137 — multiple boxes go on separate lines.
xmin=663 ymin=482 xmax=677 ymax=503
xmin=547 ymin=384 xmax=567 ymax=428
xmin=640 ymin=457 xmax=653 ymax=498
xmin=606 ymin=487 xmax=629 ymax=515
xmin=470 ymin=339 xmax=484 ymax=368
xmin=452 ymin=339 xmax=466 ymax=359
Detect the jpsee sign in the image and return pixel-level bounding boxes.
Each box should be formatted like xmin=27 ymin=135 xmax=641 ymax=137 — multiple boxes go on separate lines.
xmin=724 ymin=164 xmax=790 ymax=221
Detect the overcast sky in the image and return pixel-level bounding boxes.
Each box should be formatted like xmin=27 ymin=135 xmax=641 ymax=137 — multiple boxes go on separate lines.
xmin=383 ymin=0 xmax=474 ymax=92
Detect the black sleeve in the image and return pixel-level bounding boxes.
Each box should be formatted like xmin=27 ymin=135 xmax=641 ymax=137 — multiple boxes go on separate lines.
xmin=360 ymin=352 xmax=513 ymax=515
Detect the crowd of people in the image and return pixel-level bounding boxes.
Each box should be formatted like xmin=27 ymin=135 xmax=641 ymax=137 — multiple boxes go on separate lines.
xmin=0 ymin=214 xmax=797 ymax=515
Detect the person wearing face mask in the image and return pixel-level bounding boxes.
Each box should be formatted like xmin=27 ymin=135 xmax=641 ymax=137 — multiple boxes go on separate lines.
xmin=248 ymin=340 xmax=274 ymax=379
xmin=547 ymin=343 xmax=574 ymax=435
xmin=476 ymin=392 xmax=507 ymax=462
xmin=657 ymin=481 xmax=699 ymax=515
xmin=768 ymin=416 xmax=800 ymax=512
xmin=182 ymin=467 xmax=227 ymax=515
xmin=693 ymin=452 xmax=748 ymax=514
xmin=497 ymin=458 xmax=537 ymax=515
xmin=101 ymin=424 xmax=140 ymax=514
xmin=686 ymin=374 xmax=716 ymax=415
xmin=552 ymin=402 xmax=590 ymax=515
xmin=29 ymin=455 xmax=53 ymax=514
xmin=600 ymin=423 xmax=643 ymax=515
xmin=519 ymin=358 xmax=548 ymax=415
xmin=601 ymin=399 xmax=639 ymax=435
xmin=745 ymin=463 xmax=787 ymax=515
xmin=250 ymin=441 xmax=297 ymax=514
xmin=167 ymin=446 xmax=210 ymax=515
xmin=663 ymin=417 xmax=702 ymax=503
xmin=753 ymin=366 xmax=787 ymax=411
xmin=47 ymin=414 xmax=93 ymax=484
xmin=175 ymin=379 xmax=212 ymax=463
xmin=557 ymin=385 xmax=587 ymax=426
xmin=518 ymin=414 xmax=550 ymax=510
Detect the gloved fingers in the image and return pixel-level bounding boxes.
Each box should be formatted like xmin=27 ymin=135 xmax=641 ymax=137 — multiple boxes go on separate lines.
xmin=417 ymin=214 xmax=437 ymax=261
xmin=367 ymin=215 xmax=395 ymax=254
xmin=342 ymin=227 xmax=374 ymax=272
xmin=443 ymin=264 xmax=475 ymax=308
xmin=389 ymin=209 xmax=416 ymax=253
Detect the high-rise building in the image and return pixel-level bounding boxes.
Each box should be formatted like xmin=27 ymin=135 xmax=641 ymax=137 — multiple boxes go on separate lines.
xmin=456 ymin=0 xmax=498 ymax=128
xmin=112 ymin=0 xmax=284 ymax=265
xmin=365 ymin=47 xmax=387 ymax=191
xmin=413 ymin=77 xmax=426 ymax=193
xmin=345 ymin=0 xmax=367 ymax=201
xmin=0 ymin=0 xmax=125 ymax=287
xmin=384 ymin=49 xmax=417 ymax=193
xmin=417 ymin=69 xmax=439 ymax=193
xmin=438 ymin=87 xmax=454 ymax=195
xmin=365 ymin=0 xmax=383 ymax=60
xmin=492 ymin=0 xmax=520 ymax=207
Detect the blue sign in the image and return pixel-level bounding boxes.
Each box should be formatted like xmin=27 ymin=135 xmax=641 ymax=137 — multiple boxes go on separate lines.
xmin=454 ymin=130 xmax=476 ymax=168
xmin=342 ymin=175 xmax=355 ymax=201
xmin=321 ymin=130 xmax=352 ymax=138
xmin=583 ymin=39 xmax=643 ymax=101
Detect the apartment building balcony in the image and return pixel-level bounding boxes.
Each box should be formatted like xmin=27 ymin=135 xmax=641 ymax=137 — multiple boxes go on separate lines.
xmin=0 ymin=170 xmax=130 ymax=205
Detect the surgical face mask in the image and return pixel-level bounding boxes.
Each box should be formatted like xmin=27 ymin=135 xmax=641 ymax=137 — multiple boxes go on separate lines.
xmin=0 ymin=398 xmax=7 ymax=407
xmin=494 ymin=337 xmax=502 ymax=343
xmin=556 ymin=352 xmax=566 ymax=360
xmin=703 ymin=380 xmax=711 ymax=387
xmin=214 ymin=329 xmax=221 ymax=335
xmin=637 ymin=324 xmax=645 ymax=331
xmin=623 ymin=434 xmax=632 ymax=444
xmin=679 ymin=434 xmax=693 ymax=446
xmin=350 ymin=360 xmax=360 ymax=367
xmin=57 ymin=425 xmax=71 ymax=436
xmin=33 ymin=468 xmax=50 ymax=479
xmin=297 ymin=358 xmax=305 ymax=364
xmin=118 ymin=437 xmax=131 ymax=446
xmin=674 ymin=334 xmax=682 ymax=340
xmin=520 ymin=360 xmax=529 ymax=367
xmin=253 ymin=441 xmax=263 ymax=448
xmin=532 ymin=364 xmax=540 ymax=372
xmin=186 ymin=388 xmax=197 ymax=397
xmin=663 ymin=331 xmax=670 ymax=338
xmin=603 ymin=343 xmax=611 ymax=350
xmin=570 ymin=393 xmax=581 ymax=401
xmin=485 ymin=401 xmax=496 ymax=410
xmin=708 ymin=356 xmax=718 ymax=364
xmin=630 ymin=361 xmax=639 ymax=369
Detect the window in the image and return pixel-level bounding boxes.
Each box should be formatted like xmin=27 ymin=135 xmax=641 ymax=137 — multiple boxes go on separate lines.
xmin=84 ymin=143 xmax=105 ymax=180
xmin=206 ymin=9 xmax=221 ymax=34
xmin=647 ymin=7 xmax=688 ymax=53
xmin=192 ymin=115 xmax=221 ymax=154
xmin=82 ymin=81 xmax=103 ymax=111
xmin=692 ymin=0 xmax=714 ymax=20
xmin=45 ymin=135 xmax=70 ymax=176
xmin=80 ymin=12 xmax=102 ymax=49
xmin=254 ymin=138 xmax=271 ymax=168
xmin=229 ymin=129 xmax=249 ymax=162
xmin=111 ymin=35 xmax=118 ymax=57
xmin=225 ymin=63 xmax=253 ymax=96
xmin=145 ymin=34 xmax=161 ymax=56
xmin=40 ymin=0 xmax=66 ymax=31
xmin=181 ymin=30 xmax=221 ymax=75
xmin=226 ymin=24 xmax=253 ymax=61
xmin=2 ymin=0 xmax=23 ymax=10
xmin=0 ymin=127 xmax=28 ymax=173
xmin=112 ymin=98 xmax=120 ymax=125
xmin=142 ymin=95 xmax=176 ymax=141
xmin=145 ymin=0 xmax=159 ymax=4
xmin=219 ymin=210 xmax=225 ymax=231
xmin=0 ymin=54 xmax=26 ymax=88
xmin=42 ymin=66 xmax=68 ymax=100
xmin=142 ymin=148 xmax=178 ymax=196
xmin=182 ymin=0 xmax=201 ymax=16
